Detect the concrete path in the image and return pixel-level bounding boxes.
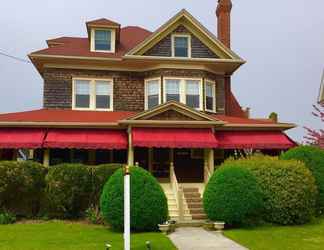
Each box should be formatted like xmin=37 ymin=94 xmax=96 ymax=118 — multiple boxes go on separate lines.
xmin=168 ymin=227 xmax=247 ymax=250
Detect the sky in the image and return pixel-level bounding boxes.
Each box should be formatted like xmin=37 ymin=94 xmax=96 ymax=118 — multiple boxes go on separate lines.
xmin=0 ymin=0 xmax=323 ymax=142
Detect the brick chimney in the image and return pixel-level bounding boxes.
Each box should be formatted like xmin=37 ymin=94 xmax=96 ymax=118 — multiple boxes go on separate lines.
xmin=216 ymin=0 xmax=232 ymax=48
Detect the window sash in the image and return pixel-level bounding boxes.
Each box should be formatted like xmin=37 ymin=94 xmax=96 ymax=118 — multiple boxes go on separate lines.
xmin=75 ymin=80 xmax=90 ymax=108
xmin=165 ymin=79 xmax=180 ymax=102
xmin=145 ymin=79 xmax=161 ymax=110
xmin=94 ymin=30 xmax=112 ymax=51
xmin=174 ymin=36 xmax=189 ymax=57
xmin=205 ymin=81 xmax=216 ymax=112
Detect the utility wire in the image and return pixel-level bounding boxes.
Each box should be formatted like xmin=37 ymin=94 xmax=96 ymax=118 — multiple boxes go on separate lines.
xmin=0 ymin=50 xmax=31 ymax=64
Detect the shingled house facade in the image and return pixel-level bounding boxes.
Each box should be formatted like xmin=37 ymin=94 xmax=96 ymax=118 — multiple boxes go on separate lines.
xmin=0 ymin=1 xmax=296 ymax=220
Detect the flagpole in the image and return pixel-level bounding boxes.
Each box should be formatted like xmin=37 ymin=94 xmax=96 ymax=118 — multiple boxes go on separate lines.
xmin=124 ymin=165 xmax=130 ymax=250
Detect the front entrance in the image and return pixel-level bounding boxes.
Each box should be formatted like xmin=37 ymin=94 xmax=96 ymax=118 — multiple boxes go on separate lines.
xmin=134 ymin=147 xmax=204 ymax=183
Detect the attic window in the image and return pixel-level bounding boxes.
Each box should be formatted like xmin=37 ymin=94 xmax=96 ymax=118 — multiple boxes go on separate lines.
xmin=91 ymin=29 xmax=115 ymax=53
xmin=172 ymin=34 xmax=191 ymax=58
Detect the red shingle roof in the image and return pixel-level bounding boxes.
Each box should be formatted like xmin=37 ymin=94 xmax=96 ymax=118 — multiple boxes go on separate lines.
xmin=0 ymin=109 xmax=135 ymax=123
xmin=0 ymin=109 xmax=277 ymax=126
xmin=86 ymin=18 xmax=120 ymax=27
xmin=31 ymin=26 xmax=152 ymax=59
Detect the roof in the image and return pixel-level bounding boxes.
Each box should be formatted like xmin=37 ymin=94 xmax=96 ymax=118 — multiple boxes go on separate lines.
xmin=0 ymin=109 xmax=295 ymax=130
xmin=86 ymin=18 xmax=120 ymax=27
xmin=31 ymin=26 xmax=152 ymax=59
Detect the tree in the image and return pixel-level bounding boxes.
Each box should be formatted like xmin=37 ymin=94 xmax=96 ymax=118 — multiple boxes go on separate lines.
xmin=304 ymin=103 xmax=324 ymax=148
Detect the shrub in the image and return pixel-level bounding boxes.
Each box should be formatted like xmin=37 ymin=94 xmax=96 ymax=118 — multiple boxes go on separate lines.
xmin=203 ymin=166 xmax=263 ymax=226
xmin=0 ymin=161 xmax=47 ymax=217
xmin=281 ymin=146 xmax=324 ymax=214
xmin=0 ymin=212 xmax=16 ymax=225
xmin=89 ymin=164 xmax=123 ymax=206
xmin=100 ymin=167 xmax=168 ymax=232
xmin=222 ymin=156 xmax=317 ymax=225
xmin=46 ymin=163 xmax=92 ymax=218
xmin=85 ymin=206 xmax=104 ymax=225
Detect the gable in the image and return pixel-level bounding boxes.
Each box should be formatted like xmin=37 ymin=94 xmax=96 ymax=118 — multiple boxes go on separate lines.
xmin=127 ymin=9 xmax=243 ymax=61
xmin=144 ymin=25 xmax=219 ymax=59
xmin=140 ymin=109 xmax=202 ymax=121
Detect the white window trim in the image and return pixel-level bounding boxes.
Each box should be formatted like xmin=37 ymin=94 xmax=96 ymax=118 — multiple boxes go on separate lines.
xmin=72 ymin=77 xmax=114 ymax=111
xmin=144 ymin=77 xmax=162 ymax=110
xmin=204 ymin=79 xmax=216 ymax=113
xmin=171 ymin=34 xmax=192 ymax=58
xmin=90 ymin=28 xmax=116 ymax=53
xmin=163 ymin=77 xmax=203 ymax=110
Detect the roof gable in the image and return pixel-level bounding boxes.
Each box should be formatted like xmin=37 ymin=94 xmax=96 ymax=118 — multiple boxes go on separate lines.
xmin=126 ymin=9 xmax=242 ymax=61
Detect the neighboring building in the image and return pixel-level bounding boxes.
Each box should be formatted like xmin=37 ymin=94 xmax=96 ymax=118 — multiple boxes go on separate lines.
xmin=319 ymin=70 xmax=324 ymax=105
xmin=0 ymin=1 xmax=296 ymax=220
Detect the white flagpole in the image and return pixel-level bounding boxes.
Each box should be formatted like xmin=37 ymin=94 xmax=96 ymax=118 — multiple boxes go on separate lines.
xmin=124 ymin=165 xmax=130 ymax=250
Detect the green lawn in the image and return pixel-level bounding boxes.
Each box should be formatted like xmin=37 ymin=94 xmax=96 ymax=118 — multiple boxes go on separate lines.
xmin=224 ymin=218 xmax=324 ymax=250
xmin=0 ymin=220 xmax=176 ymax=250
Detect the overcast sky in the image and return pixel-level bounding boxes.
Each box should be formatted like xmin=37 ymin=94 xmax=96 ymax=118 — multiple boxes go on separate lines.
xmin=0 ymin=0 xmax=323 ymax=142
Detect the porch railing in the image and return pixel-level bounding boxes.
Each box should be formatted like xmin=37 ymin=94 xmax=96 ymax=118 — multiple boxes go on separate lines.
xmin=169 ymin=162 xmax=184 ymax=221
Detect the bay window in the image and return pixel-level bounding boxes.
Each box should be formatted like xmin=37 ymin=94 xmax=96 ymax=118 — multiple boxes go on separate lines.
xmin=163 ymin=78 xmax=203 ymax=110
xmin=205 ymin=80 xmax=216 ymax=112
xmin=73 ymin=78 xmax=113 ymax=111
xmin=145 ymin=78 xmax=161 ymax=110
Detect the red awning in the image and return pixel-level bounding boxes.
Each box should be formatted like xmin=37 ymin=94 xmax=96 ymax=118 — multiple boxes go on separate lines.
xmin=132 ymin=128 xmax=218 ymax=148
xmin=0 ymin=128 xmax=46 ymax=149
xmin=43 ymin=129 xmax=128 ymax=149
xmin=216 ymin=131 xmax=296 ymax=149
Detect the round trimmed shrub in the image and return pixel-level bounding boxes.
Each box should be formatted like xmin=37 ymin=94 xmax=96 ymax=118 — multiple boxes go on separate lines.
xmin=222 ymin=156 xmax=317 ymax=225
xmin=0 ymin=161 xmax=46 ymax=217
xmin=89 ymin=163 xmax=123 ymax=206
xmin=203 ymin=166 xmax=263 ymax=226
xmin=281 ymin=146 xmax=324 ymax=214
xmin=100 ymin=166 xmax=168 ymax=232
xmin=46 ymin=163 xmax=92 ymax=218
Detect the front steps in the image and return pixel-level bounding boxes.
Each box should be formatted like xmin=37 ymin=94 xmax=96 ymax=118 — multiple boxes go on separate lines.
xmin=160 ymin=183 xmax=192 ymax=221
xmin=160 ymin=183 xmax=207 ymax=223
xmin=183 ymin=187 xmax=207 ymax=220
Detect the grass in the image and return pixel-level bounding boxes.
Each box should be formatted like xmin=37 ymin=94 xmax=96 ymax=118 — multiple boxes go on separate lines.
xmin=0 ymin=220 xmax=176 ymax=250
xmin=224 ymin=218 xmax=324 ymax=250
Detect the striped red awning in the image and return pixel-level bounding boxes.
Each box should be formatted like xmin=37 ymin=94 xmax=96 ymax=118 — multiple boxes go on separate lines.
xmin=43 ymin=129 xmax=128 ymax=149
xmin=132 ymin=128 xmax=219 ymax=148
xmin=216 ymin=131 xmax=296 ymax=149
xmin=0 ymin=128 xmax=46 ymax=149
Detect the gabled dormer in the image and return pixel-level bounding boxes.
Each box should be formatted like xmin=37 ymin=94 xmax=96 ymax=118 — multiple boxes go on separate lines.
xmin=86 ymin=18 xmax=121 ymax=53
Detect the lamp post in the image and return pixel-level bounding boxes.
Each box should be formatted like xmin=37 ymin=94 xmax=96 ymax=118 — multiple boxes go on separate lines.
xmin=124 ymin=165 xmax=130 ymax=250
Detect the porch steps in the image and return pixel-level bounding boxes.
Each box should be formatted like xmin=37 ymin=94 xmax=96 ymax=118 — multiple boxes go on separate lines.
xmin=160 ymin=183 xmax=192 ymax=222
xmin=183 ymin=187 xmax=207 ymax=221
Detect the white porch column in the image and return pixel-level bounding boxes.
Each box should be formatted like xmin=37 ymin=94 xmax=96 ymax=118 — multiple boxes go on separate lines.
xmin=43 ymin=149 xmax=50 ymax=167
xmin=127 ymin=127 xmax=134 ymax=166
xmin=208 ymin=148 xmax=215 ymax=174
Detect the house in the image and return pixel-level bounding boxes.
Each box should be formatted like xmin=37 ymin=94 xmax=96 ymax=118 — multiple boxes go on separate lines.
xmin=0 ymin=1 xmax=296 ymax=221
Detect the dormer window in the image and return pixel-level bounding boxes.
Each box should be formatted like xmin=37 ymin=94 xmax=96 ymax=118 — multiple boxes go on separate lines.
xmin=90 ymin=28 xmax=116 ymax=53
xmin=172 ymin=34 xmax=191 ymax=58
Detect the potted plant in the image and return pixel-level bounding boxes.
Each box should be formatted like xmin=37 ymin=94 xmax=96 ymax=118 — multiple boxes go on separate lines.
xmin=158 ymin=221 xmax=170 ymax=234
xmin=214 ymin=221 xmax=225 ymax=232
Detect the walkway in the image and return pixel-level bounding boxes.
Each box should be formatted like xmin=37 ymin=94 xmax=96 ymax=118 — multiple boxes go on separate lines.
xmin=168 ymin=227 xmax=247 ymax=250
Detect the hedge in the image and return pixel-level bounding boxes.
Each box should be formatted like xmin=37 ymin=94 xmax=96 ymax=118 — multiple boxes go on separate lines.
xmin=0 ymin=161 xmax=47 ymax=217
xmin=281 ymin=146 xmax=324 ymax=214
xmin=221 ymin=156 xmax=317 ymax=225
xmin=45 ymin=163 xmax=92 ymax=218
xmin=203 ymin=166 xmax=263 ymax=226
xmin=89 ymin=163 xmax=123 ymax=206
xmin=100 ymin=166 xmax=168 ymax=232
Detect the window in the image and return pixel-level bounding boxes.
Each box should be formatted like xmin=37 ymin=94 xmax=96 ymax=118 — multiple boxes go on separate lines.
xmin=75 ymin=80 xmax=91 ymax=108
xmin=163 ymin=78 xmax=202 ymax=110
xmin=165 ymin=79 xmax=180 ymax=102
xmin=186 ymin=80 xmax=200 ymax=109
xmin=73 ymin=78 xmax=113 ymax=111
xmin=172 ymin=35 xmax=191 ymax=58
xmin=145 ymin=78 xmax=161 ymax=110
xmin=205 ymin=80 xmax=216 ymax=112
xmin=91 ymin=29 xmax=115 ymax=53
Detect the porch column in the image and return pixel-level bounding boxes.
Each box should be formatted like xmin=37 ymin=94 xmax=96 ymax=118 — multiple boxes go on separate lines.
xmin=43 ymin=149 xmax=50 ymax=167
xmin=127 ymin=127 xmax=134 ymax=166
xmin=208 ymin=148 xmax=214 ymax=174
xmin=204 ymin=148 xmax=214 ymax=183
xmin=148 ymin=148 xmax=153 ymax=173
xmin=28 ymin=149 xmax=34 ymax=160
